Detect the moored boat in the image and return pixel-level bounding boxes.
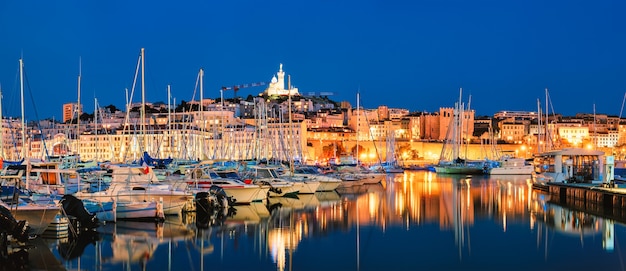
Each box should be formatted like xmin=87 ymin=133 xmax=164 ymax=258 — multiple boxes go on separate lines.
xmin=532 ymin=148 xmax=607 ymax=190
xmin=489 ymin=157 xmax=533 ymax=175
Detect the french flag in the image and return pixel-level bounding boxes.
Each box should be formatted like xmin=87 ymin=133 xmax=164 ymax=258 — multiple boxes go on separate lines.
xmin=142 ymin=161 xmax=150 ymax=174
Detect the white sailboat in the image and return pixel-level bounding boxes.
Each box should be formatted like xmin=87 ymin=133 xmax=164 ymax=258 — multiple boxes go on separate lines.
xmin=75 ymin=164 xmax=191 ymax=216
xmin=0 ymin=58 xmax=61 ymax=235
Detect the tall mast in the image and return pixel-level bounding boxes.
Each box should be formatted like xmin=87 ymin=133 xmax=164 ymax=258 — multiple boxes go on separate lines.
xmin=19 ymin=58 xmax=26 ymax=159
xmin=593 ymin=103 xmax=597 ymax=149
xmin=356 ymin=91 xmax=360 ymax=163
xmin=94 ymin=97 xmax=98 ymax=161
xmin=141 ymin=48 xmax=146 ymax=154
xmin=465 ymin=94 xmax=471 ymax=160
xmin=544 ymin=88 xmax=552 ymax=151
xmin=167 ymin=84 xmax=172 ymax=158
xmin=453 ymin=88 xmax=463 ymax=161
xmin=537 ymin=98 xmax=542 ymax=153
xmin=199 ymin=68 xmax=204 ymax=159
xmin=287 ymin=75 xmax=294 ymax=173
xmin=77 ymin=57 xmax=81 ymax=155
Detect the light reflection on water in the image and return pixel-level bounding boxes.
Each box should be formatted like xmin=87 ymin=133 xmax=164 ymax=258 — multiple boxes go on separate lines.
xmin=37 ymin=171 xmax=625 ymax=271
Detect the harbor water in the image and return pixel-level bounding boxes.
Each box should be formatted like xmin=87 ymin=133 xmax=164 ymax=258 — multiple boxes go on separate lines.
xmin=28 ymin=171 xmax=626 ymax=270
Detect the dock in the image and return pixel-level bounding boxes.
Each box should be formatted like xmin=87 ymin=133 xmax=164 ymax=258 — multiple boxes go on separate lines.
xmin=540 ymin=182 xmax=626 ymax=223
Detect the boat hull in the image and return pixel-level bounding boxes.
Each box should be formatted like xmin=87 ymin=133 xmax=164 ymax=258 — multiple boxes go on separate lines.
xmin=434 ymin=165 xmax=485 ymax=175
xmin=489 ymin=166 xmax=534 ymax=175
xmin=116 ymin=201 xmax=164 ymax=220
xmin=317 ymin=181 xmax=341 ymax=192
xmin=223 ymin=186 xmax=269 ymax=204
xmin=10 ymin=205 xmax=61 ymax=235
xmin=75 ymin=192 xmax=191 ymax=215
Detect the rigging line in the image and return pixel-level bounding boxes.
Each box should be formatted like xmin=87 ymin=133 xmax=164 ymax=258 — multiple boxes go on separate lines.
xmin=357 ymin=93 xmax=384 ymax=167
xmin=125 ymin=54 xmax=142 ymax=114
xmin=5 ymin=65 xmax=20 ymax=117
xmin=545 ymin=91 xmax=556 ymax=121
xmin=23 ymin=67 xmax=51 ymax=160
xmin=5 ymin=69 xmax=22 ymax=160
xmin=190 ymin=71 xmax=200 ymax=104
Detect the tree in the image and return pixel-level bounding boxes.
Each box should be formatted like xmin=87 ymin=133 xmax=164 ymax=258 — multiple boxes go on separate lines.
xmin=175 ymin=100 xmax=195 ymax=112
xmin=105 ymin=104 xmax=119 ymax=113
xmin=79 ymin=112 xmax=93 ymax=122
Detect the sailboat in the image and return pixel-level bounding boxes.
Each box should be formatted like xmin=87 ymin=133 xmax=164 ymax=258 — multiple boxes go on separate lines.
xmin=434 ymin=88 xmax=485 ymax=175
xmin=0 ymin=58 xmax=61 ymax=235
xmin=370 ymin=131 xmax=404 ymax=173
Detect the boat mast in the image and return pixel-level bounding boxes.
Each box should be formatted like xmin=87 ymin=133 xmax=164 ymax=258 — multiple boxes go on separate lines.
xmin=77 ymin=57 xmax=81 ymax=156
xmin=167 ymin=84 xmax=172 ymax=159
xmin=465 ymin=94 xmax=471 ymax=160
xmin=537 ymin=98 xmax=542 ymax=153
xmin=287 ymin=75 xmax=294 ymax=173
xmin=19 ymin=58 xmax=26 ymax=159
xmin=94 ymin=97 xmax=98 ymax=161
xmin=199 ymin=68 xmax=205 ymax=160
xmin=593 ymin=103 xmax=597 ymax=149
xmin=453 ymin=88 xmax=462 ymax=162
xmin=544 ymin=88 xmax=552 ymax=151
xmin=141 ymin=48 xmax=146 ymax=155
xmin=356 ymin=91 xmax=360 ymax=164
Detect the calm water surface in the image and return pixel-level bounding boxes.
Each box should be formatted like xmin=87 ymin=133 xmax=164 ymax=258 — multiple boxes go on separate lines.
xmin=36 ymin=171 xmax=626 ymax=270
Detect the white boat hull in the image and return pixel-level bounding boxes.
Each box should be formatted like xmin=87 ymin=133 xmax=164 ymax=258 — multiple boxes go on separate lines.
xmin=9 ymin=205 xmax=61 ymax=235
xmin=223 ymin=186 xmax=269 ymax=204
xmin=489 ymin=166 xmax=534 ymax=175
xmin=76 ymin=191 xmax=191 ymax=215
xmin=116 ymin=201 xmax=164 ymax=220
xmin=295 ymin=181 xmax=321 ymax=194
xmin=317 ymin=181 xmax=341 ymax=192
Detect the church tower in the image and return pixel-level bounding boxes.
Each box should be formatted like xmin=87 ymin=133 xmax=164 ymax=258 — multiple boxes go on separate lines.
xmin=264 ymin=64 xmax=299 ymax=96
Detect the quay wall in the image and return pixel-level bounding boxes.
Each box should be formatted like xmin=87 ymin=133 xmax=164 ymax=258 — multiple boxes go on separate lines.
xmin=548 ymin=183 xmax=626 ymax=223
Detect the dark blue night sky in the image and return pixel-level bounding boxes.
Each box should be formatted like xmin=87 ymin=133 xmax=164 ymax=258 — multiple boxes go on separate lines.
xmin=1 ymin=0 xmax=625 ymax=120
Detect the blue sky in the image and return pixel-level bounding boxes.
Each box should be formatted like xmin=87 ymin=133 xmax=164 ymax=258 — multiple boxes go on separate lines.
xmin=1 ymin=0 xmax=625 ymax=121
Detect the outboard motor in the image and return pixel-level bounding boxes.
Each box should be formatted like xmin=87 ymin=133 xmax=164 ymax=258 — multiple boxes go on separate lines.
xmin=60 ymin=195 xmax=99 ymax=230
xmin=195 ymin=192 xmax=216 ymax=229
xmin=208 ymin=185 xmax=234 ymax=208
xmin=195 ymin=192 xmax=216 ymax=213
xmin=0 ymin=205 xmax=29 ymax=243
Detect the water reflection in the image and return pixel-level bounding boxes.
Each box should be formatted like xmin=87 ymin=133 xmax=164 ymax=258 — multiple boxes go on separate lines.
xmin=38 ymin=171 xmax=624 ymax=270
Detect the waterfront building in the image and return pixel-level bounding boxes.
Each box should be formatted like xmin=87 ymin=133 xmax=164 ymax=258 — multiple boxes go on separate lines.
xmin=62 ymin=103 xmax=81 ymax=123
xmin=308 ymin=109 xmax=345 ymax=129
xmin=498 ymin=120 xmax=527 ymax=143
xmin=558 ymin=125 xmax=589 ymax=147
xmin=589 ymin=131 xmax=619 ymax=148
xmin=376 ymin=105 xmax=410 ymax=121
xmin=396 ymin=115 xmax=422 ymax=140
xmin=347 ymin=107 xmax=378 ymax=141
xmin=368 ymin=120 xmax=403 ymax=141
xmin=377 ymin=105 xmax=389 ymax=120
xmin=421 ymin=112 xmax=440 ymax=141
xmin=438 ymin=107 xmax=475 ymax=142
